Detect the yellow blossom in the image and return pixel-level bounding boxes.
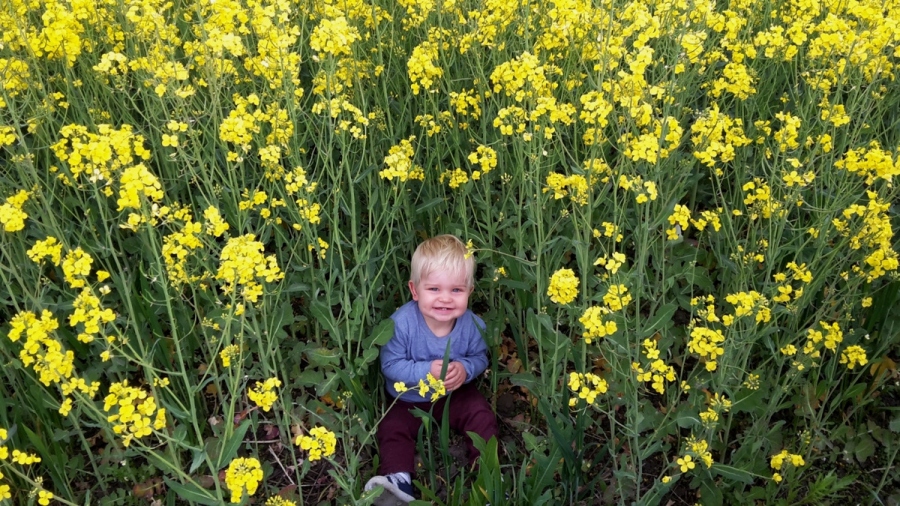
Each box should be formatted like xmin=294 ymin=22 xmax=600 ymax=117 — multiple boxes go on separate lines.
xmin=840 ymin=345 xmax=868 ymax=370
xmin=547 ymin=268 xmax=579 ymax=305
xmin=27 ymin=237 xmax=64 ymax=265
xmin=677 ymin=455 xmax=696 ymax=473
xmin=295 ymin=426 xmax=337 ymax=461
xmin=248 ymin=377 xmax=281 ymax=412
xmin=225 ymin=457 xmax=264 ymax=503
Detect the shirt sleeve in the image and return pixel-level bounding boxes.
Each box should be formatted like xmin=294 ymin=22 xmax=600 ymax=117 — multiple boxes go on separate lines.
xmin=380 ymin=316 xmax=432 ymax=393
xmin=455 ymin=313 xmax=489 ymax=383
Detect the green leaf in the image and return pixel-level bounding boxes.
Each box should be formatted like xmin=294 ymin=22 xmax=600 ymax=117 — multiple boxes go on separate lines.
xmin=272 ymin=301 xmax=294 ymax=330
xmin=498 ymin=278 xmax=530 ymax=291
xmin=840 ymin=383 xmax=866 ymax=402
xmin=355 ymin=347 xmax=380 ymax=372
xmin=366 ymin=318 xmax=395 ymax=347
xmin=700 ymin=477 xmax=724 ymax=503
xmin=686 ymin=268 xmax=715 ymax=292
xmin=189 ymin=449 xmax=207 ymax=474
xmin=309 ymin=299 xmax=340 ymax=341
xmin=294 ymin=368 xmax=324 ymax=387
xmin=674 ymin=407 xmax=700 ymax=429
xmin=526 ymin=309 xmax=566 ymax=355
xmin=641 ymin=303 xmax=677 ymax=337
xmin=509 ymin=372 xmax=540 ymax=393
xmin=163 ymin=478 xmax=220 ymax=505
xmin=854 ymin=434 xmax=875 ymax=463
xmin=415 ymin=197 xmax=445 ymax=214
xmin=305 ymin=347 xmax=342 ymax=368
xmin=316 ymin=371 xmax=341 ymax=397
xmin=713 ymin=464 xmax=754 ymax=484
xmin=889 ymin=416 xmax=900 ymax=433
xmin=537 ymin=398 xmax=576 ymax=464
xmin=522 ymin=431 xmax=542 ymax=452
xmin=217 ymin=420 xmax=251 ymax=470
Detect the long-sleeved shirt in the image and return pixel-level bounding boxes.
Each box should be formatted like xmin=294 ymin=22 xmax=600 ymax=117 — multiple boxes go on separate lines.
xmin=380 ymin=300 xmax=488 ymax=402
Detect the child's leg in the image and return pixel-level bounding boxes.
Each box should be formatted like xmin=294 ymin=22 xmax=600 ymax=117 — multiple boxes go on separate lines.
xmin=376 ymin=398 xmax=425 ymax=475
xmin=445 ymin=382 xmax=499 ymax=466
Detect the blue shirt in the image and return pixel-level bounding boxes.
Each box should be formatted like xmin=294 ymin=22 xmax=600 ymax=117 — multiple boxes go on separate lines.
xmin=380 ymin=300 xmax=489 ymax=402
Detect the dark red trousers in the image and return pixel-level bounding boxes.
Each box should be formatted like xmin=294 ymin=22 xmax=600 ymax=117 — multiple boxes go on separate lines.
xmin=376 ymin=382 xmax=499 ymax=474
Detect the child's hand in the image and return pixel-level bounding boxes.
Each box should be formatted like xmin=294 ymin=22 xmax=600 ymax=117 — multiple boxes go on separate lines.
xmin=430 ymin=359 xmax=446 ymax=380
xmin=443 ymin=362 xmax=467 ymax=391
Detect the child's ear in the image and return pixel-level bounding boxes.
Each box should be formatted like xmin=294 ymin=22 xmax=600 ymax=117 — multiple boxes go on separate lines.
xmin=408 ymin=280 xmax=419 ymax=300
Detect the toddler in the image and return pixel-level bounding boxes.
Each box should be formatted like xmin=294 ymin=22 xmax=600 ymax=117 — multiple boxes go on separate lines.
xmin=364 ymin=234 xmax=498 ymax=503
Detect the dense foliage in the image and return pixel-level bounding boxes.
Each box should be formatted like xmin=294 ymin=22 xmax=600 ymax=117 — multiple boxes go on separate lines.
xmin=1 ymin=0 xmax=899 ymax=504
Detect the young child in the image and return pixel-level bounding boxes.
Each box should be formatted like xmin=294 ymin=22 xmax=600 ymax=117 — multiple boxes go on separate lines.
xmin=364 ymin=234 xmax=499 ymax=503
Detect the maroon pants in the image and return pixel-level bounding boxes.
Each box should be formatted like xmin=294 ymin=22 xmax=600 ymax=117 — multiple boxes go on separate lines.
xmin=376 ymin=382 xmax=499 ymax=474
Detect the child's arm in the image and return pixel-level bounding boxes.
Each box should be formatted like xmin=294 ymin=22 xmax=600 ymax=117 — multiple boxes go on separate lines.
xmin=450 ymin=314 xmax=489 ymax=385
xmin=380 ymin=323 xmax=432 ymax=388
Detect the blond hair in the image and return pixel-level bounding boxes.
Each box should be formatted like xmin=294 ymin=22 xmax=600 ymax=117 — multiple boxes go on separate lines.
xmin=409 ymin=234 xmax=474 ymax=288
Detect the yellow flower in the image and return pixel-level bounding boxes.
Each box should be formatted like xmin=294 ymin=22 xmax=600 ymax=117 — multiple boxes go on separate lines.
xmin=103 ymin=380 xmax=166 ymax=446
xmin=380 ymin=137 xmax=424 ymax=182
xmin=441 ymin=168 xmax=469 ymax=189
xmin=204 ymin=206 xmax=230 ymax=237
xmin=769 ymin=449 xmax=789 ymax=470
xmin=220 ymin=345 xmax=240 ymax=368
xmin=567 ymin=371 xmax=608 ymax=405
xmin=547 ymin=269 xmax=579 ymax=305
xmin=468 ymin=145 xmax=498 ymax=174
xmin=62 ymin=247 xmax=94 ymax=289
xmin=295 ymin=426 xmax=337 ymax=461
xmin=418 ymin=373 xmax=446 ymax=401
xmin=266 ymin=497 xmax=298 ymax=506
xmin=59 ymin=397 xmax=73 ymax=416
xmin=579 ymin=306 xmax=617 ymax=343
xmin=225 ymin=457 xmax=264 ymax=503
xmin=667 ymin=204 xmax=691 ymax=240
xmin=37 ymin=490 xmax=54 ymax=506
xmin=603 ymin=285 xmax=632 ymax=312
xmin=216 ymin=234 xmax=284 ymax=303
xmin=677 ymin=455 xmax=695 ymax=473
xmin=0 ymin=190 xmax=29 ymax=232
xmin=27 ymin=237 xmax=64 ymax=265
xmin=310 ymin=17 xmax=360 ymax=58
xmin=11 ymin=450 xmax=41 ymax=465
xmin=840 ymin=345 xmax=868 ymax=370
xmin=743 ymin=374 xmax=760 ymax=390
xmin=408 ymin=40 xmax=443 ymax=95
xmin=248 ymin=377 xmax=281 ymax=412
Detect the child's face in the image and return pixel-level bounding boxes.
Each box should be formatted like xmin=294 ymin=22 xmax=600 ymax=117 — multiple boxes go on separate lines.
xmin=408 ymin=269 xmax=472 ymax=334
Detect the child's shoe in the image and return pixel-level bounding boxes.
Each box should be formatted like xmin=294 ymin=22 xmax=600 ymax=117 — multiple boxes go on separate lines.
xmin=364 ymin=472 xmax=416 ymax=504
